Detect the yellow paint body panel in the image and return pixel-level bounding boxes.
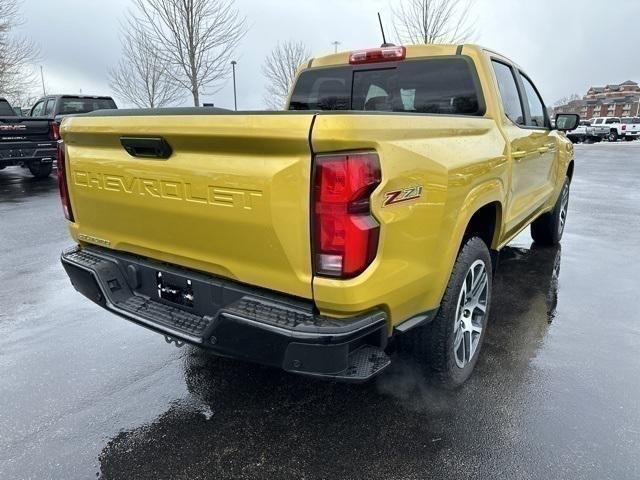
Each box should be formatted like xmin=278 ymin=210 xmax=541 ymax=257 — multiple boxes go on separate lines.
xmin=61 ymin=44 xmax=574 ymax=332
xmin=62 ymin=114 xmax=315 ymax=299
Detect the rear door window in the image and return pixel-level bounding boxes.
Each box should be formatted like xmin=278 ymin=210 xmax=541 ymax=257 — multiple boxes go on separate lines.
xmin=289 ymin=57 xmax=483 ymax=116
xmin=491 ymin=60 xmax=524 ymax=126
xmin=31 ymin=101 xmax=45 ymax=117
xmin=44 ymin=99 xmax=56 ymax=116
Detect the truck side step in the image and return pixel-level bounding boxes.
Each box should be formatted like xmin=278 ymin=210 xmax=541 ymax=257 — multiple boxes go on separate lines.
xmin=298 ymin=346 xmax=391 ymax=382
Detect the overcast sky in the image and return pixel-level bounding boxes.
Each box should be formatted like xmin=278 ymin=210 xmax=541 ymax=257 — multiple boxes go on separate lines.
xmin=15 ymin=0 xmax=640 ymax=109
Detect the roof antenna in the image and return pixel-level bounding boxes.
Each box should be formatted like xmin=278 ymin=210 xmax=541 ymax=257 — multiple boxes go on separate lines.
xmin=378 ymin=12 xmax=395 ymax=47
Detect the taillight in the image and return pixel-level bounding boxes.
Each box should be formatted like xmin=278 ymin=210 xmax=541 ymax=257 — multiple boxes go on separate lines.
xmin=50 ymin=122 xmax=60 ymax=140
xmin=622 ymin=124 xmax=626 ymax=131
xmin=349 ymin=46 xmax=406 ymax=65
xmin=57 ymin=140 xmax=74 ymax=222
xmin=313 ymin=152 xmax=381 ymax=278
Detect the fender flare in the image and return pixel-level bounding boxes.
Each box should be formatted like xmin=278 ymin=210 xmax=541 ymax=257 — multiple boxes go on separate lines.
xmin=435 ymin=179 xmax=505 ymax=301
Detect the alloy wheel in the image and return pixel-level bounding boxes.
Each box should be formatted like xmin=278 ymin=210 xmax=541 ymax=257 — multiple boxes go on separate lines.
xmin=453 ymin=259 xmax=489 ymax=368
xmin=558 ymin=184 xmax=569 ymax=235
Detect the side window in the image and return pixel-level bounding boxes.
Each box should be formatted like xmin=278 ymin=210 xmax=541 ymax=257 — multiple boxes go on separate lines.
xmin=520 ymin=74 xmax=547 ymax=128
xmin=31 ymin=101 xmax=45 ymax=117
xmin=492 ymin=60 xmax=524 ymax=125
xmin=44 ymin=99 xmax=56 ymax=116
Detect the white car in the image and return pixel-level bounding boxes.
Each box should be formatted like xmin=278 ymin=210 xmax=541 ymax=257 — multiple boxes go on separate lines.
xmin=621 ymin=117 xmax=640 ymax=141
xmin=567 ymin=120 xmax=591 ymax=143
xmin=589 ymin=117 xmax=625 ymax=141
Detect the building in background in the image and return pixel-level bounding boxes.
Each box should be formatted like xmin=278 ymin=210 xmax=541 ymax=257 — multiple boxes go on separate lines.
xmin=554 ymin=81 xmax=640 ymax=119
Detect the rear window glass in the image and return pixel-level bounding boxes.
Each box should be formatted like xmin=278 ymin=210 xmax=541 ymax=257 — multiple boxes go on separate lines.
xmin=58 ymin=98 xmax=116 ymax=115
xmin=289 ymin=57 xmax=483 ymax=116
xmin=0 ymin=99 xmax=16 ymax=116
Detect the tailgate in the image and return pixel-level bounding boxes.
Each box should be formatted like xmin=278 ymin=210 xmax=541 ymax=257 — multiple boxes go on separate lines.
xmin=61 ymin=113 xmax=315 ymax=299
xmin=0 ymin=117 xmax=52 ymax=142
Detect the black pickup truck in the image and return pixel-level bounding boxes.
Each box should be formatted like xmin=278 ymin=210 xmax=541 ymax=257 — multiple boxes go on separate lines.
xmin=0 ymin=98 xmax=58 ymax=179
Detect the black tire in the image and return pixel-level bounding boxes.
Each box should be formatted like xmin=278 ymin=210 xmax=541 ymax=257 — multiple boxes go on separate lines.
xmin=404 ymin=237 xmax=492 ymax=388
xmin=608 ymin=130 xmax=618 ymax=142
xmin=28 ymin=162 xmax=53 ymax=179
xmin=531 ymin=177 xmax=570 ymax=246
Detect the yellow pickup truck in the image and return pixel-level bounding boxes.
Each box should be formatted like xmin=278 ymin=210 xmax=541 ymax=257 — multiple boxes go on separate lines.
xmin=59 ymin=44 xmax=578 ymax=387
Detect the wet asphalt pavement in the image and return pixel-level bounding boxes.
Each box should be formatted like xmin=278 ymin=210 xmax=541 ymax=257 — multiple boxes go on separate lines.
xmin=1 ymin=142 xmax=639 ymax=480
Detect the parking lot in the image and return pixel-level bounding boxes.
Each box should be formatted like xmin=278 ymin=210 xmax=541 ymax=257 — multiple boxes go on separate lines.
xmin=1 ymin=142 xmax=639 ymax=480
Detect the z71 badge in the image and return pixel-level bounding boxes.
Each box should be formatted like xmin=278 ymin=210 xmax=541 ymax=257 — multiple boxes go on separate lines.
xmin=383 ymin=186 xmax=423 ymax=207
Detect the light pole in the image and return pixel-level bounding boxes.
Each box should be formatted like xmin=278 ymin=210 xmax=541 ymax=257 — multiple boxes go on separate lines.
xmin=331 ymin=41 xmax=341 ymax=53
xmin=231 ymin=60 xmax=237 ymax=111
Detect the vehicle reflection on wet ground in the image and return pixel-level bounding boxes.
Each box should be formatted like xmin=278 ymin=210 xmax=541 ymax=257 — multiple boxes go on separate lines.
xmin=1 ymin=143 xmax=639 ymax=480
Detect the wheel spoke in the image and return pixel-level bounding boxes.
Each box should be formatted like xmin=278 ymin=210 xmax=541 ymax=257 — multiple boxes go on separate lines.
xmin=454 ymin=325 xmax=463 ymax=350
xmin=473 ymin=302 xmax=487 ymax=314
xmin=470 ymin=271 xmax=487 ymax=302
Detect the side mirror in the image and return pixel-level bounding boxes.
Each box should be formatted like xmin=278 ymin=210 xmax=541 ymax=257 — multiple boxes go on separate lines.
xmin=555 ymin=113 xmax=580 ymax=132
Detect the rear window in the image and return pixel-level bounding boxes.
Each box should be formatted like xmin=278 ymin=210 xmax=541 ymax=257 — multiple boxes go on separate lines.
xmin=58 ymin=97 xmax=117 ymax=115
xmin=0 ymin=99 xmax=16 ymax=116
xmin=289 ymin=57 xmax=483 ymax=116
xmin=605 ymin=118 xmax=620 ymax=124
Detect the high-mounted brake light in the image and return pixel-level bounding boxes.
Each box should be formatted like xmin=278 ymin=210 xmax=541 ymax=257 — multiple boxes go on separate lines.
xmin=349 ymin=46 xmax=406 ymax=65
xmin=57 ymin=140 xmax=74 ymax=222
xmin=313 ymin=152 xmax=381 ymax=278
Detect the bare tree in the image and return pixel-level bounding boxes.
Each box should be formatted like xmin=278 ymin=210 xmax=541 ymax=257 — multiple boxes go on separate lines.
xmin=133 ymin=0 xmax=247 ymax=106
xmin=554 ymin=93 xmax=582 ymax=107
xmin=262 ymin=41 xmax=310 ymax=110
xmin=392 ymin=0 xmax=476 ymax=45
xmin=0 ymin=0 xmax=40 ymax=102
xmin=109 ymin=19 xmax=183 ymax=108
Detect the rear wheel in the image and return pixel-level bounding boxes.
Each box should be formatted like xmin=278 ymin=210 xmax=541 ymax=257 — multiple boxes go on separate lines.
xmin=531 ymin=177 xmax=570 ymax=245
xmin=608 ymin=130 xmax=618 ymax=142
xmin=404 ymin=237 xmax=492 ymax=388
xmin=28 ymin=162 xmax=53 ymax=179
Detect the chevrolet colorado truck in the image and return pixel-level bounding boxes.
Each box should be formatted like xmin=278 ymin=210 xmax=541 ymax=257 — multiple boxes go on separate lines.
xmin=0 ymin=97 xmax=58 ymax=178
xmin=59 ymin=44 xmax=578 ymax=387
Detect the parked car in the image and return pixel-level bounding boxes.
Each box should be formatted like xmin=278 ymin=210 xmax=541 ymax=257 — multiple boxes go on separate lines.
xmin=567 ymin=119 xmax=591 ymax=143
xmin=589 ymin=117 xmax=625 ymax=141
xmin=0 ymin=97 xmax=58 ymax=178
xmin=58 ymin=44 xmax=577 ymax=387
xmin=29 ymin=95 xmax=117 ymax=122
xmin=621 ymin=117 xmax=640 ymax=140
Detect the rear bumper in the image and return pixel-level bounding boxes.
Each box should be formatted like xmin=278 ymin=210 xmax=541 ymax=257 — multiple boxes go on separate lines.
xmin=61 ymin=245 xmax=390 ymax=381
xmin=0 ymin=143 xmax=57 ymax=166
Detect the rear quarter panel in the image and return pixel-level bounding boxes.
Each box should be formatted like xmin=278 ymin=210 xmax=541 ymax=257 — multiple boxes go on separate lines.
xmin=311 ymin=113 xmax=507 ymax=326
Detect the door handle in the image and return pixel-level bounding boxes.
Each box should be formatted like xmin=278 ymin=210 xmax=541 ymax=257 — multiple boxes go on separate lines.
xmin=512 ymin=150 xmax=527 ymax=161
xmin=121 ymin=137 xmax=173 ymax=159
